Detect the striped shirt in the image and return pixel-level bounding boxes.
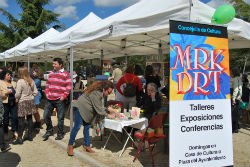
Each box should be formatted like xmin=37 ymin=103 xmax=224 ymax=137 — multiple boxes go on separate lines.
xmin=45 ymin=68 xmax=72 ymax=100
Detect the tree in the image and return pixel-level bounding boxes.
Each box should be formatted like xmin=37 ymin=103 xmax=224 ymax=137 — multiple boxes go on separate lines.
xmin=0 ymin=0 xmax=64 ymax=52
xmin=230 ymin=49 xmax=250 ymax=72
xmin=228 ymin=0 xmax=250 ymax=72
xmin=230 ymin=0 xmax=250 ymax=22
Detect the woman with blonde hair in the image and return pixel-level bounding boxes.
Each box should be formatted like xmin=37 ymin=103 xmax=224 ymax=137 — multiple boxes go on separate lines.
xmin=67 ymin=80 xmax=116 ymax=156
xmin=14 ymin=67 xmax=38 ymax=144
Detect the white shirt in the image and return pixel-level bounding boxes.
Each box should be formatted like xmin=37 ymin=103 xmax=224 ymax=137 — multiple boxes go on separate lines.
xmin=232 ymin=76 xmax=242 ymax=102
xmin=73 ymin=74 xmax=77 ymax=83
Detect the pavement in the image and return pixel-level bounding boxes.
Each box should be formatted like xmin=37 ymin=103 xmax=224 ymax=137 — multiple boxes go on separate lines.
xmin=0 ymin=133 xmax=88 ymax=167
xmin=39 ymin=129 xmax=109 ymax=167
xmin=36 ymin=106 xmax=250 ymax=167
xmin=6 ymin=84 xmax=249 ymax=167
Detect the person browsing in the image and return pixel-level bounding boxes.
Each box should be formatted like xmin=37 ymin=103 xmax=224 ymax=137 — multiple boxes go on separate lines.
xmin=67 ymin=80 xmax=116 ymax=155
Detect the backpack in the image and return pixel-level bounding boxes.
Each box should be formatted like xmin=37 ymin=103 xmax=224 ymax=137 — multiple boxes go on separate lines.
xmin=123 ymin=76 xmax=136 ymax=97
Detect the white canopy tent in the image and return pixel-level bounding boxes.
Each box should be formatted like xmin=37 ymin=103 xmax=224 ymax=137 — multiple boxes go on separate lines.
xmin=1 ymin=13 xmax=103 ymax=62
xmin=37 ymin=12 xmax=102 ymax=62
xmin=45 ymin=12 xmax=102 ymax=51
xmin=68 ymin=0 xmax=190 ymax=60
xmin=1 ymin=0 xmax=249 ymax=131
xmin=59 ymin=0 xmax=250 ymax=61
xmin=25 ymin=28 xmax=60 ymax=55
xmin=2 ymin=28 xmax=60 ymax=62
xmin=2 ymin=37 xmax=33 ymax=59
xmin=2 ymin=0 xmax=249 ymax=62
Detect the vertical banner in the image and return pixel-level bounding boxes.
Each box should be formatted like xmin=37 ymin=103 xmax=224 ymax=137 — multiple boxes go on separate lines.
xmin=169 ymin=20 xmax=233 ymax=167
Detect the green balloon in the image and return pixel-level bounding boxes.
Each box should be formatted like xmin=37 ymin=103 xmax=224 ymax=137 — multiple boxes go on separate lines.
xmin=211 ymin=5 xmax=235 ymax=24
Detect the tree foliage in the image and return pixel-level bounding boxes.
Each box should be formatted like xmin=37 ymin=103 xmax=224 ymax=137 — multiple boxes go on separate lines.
xmin=0 ymin=0 xmax=64 ymax=52
xmin=230 ymin=48 xmax=250 ymax=73
xmin=230 ymin=0 xmax=250 ymax=22
xmin=228 ymin=0 xmax=250 ymax=72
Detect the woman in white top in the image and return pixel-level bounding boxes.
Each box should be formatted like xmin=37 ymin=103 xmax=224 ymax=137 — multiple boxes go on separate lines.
xmin=231 ymin=68 xmax=242 ymax=133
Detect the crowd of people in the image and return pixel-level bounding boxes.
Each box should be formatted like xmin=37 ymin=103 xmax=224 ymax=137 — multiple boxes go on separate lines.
xmin=1 ymin=57 xmax=248 ymax=155
xmin=0 ymin=58 xmax=73 ymax=152
xmin=230 ymin=68 xmax=250 ymax=133
xmin=0 ymin=57 xmax=166 ymax=155
xmin=0 ymin=57 xmax=168 ymax=154
xmin=66 ymin=63 xmax=165 ymax=156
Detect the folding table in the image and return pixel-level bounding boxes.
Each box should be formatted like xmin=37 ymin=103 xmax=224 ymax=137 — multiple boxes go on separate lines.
xmin=103 ymin=118 xmax=148 ymax=157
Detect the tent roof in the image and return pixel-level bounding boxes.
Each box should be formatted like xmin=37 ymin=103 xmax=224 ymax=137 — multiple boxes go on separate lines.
xmin=66 ymin=0 xmax=190 ymax=60
xmin=5 ymin=12 xmax=103 ymax=62
xmin=69 ymin=0 xmax=250 ymax=61
xmin=2 ymin=37 xmax=33 ymax=59
xmin=45 ymin=12 xmax=102 ymax=51
xmin=67 ymin=0 xmax=250 ymax=61
xmin=1 ymin=0 xmax=250 ymax=62
xmin=21 ymin=28 xmax=60 ymax=55
xmin=70 ymin=0 xmax=190 ymax=45
xmin=2 ymin=28 xmax=60 ymax=61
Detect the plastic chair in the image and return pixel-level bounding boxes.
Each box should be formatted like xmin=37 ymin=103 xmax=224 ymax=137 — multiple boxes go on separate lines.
xmin=133 ymin=113 xmax=168 ymax=167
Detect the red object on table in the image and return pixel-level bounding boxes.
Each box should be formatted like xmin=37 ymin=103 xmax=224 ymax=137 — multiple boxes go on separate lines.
xmin=107 ymin=100 xmax=123 ymax=107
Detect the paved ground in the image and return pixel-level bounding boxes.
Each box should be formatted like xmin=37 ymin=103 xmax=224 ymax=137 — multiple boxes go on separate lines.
xmin=1 ymin=85 xmax=249 ymax=167
xmin=0 ymin=134 xmax=89 ymax=167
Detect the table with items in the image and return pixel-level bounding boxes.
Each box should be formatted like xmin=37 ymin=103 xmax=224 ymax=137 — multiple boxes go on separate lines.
xmin=103 ymin=106 xmax=148 ymax=157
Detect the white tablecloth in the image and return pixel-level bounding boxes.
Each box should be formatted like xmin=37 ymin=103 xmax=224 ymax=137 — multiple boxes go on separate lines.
xmin=104 ymin=118 xmax=148 ymax=132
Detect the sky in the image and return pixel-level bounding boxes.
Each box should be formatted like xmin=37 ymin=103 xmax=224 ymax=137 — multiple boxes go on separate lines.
xmin=0 ymin=0 xmax=249 ymax=31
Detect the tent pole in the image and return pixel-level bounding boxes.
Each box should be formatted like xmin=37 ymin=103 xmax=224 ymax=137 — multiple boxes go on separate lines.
xmin=189 ymin=0 xmax=192 ymax=20
xmin=28 ymin=55 xmax=30 ymax=72
xmin=101 ymin=50 xmax=104 ymax=74
xmin=243 ymin=55 xmax=248 ymax=74
xmin=125 ymin=55 xmax=128 ymax=67
xmin=66 ymin=51 xmax=70 ymax=71
xmin=69 ymin=47 xmax=74 ymax=131
xmin=5 ymin=60 xmax=6 ymax=67
xmin=158 ymin=43 xmax=162 ymax=61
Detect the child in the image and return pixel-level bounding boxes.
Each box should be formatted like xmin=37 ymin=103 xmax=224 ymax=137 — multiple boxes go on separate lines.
xmin=31 ymin=68 xmax=42 ymax=129
xmin=0 ymin=93 xmax=11 ymax=152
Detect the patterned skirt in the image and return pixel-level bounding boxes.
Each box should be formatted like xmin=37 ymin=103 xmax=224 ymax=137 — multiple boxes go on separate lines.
xmin=18 ymin=100 xmax=37 ymax=117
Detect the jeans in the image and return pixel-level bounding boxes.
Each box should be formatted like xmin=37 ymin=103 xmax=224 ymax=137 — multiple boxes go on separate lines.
xmin=3 ymin=103 xmax=18 ymax=134
xmin=68 ymin=107 xmax=90 ymax=146
xmin=0 ymin=125 xmax=4 ymax=147
xmin=43 ymin=99 xmax=65 ymax=135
